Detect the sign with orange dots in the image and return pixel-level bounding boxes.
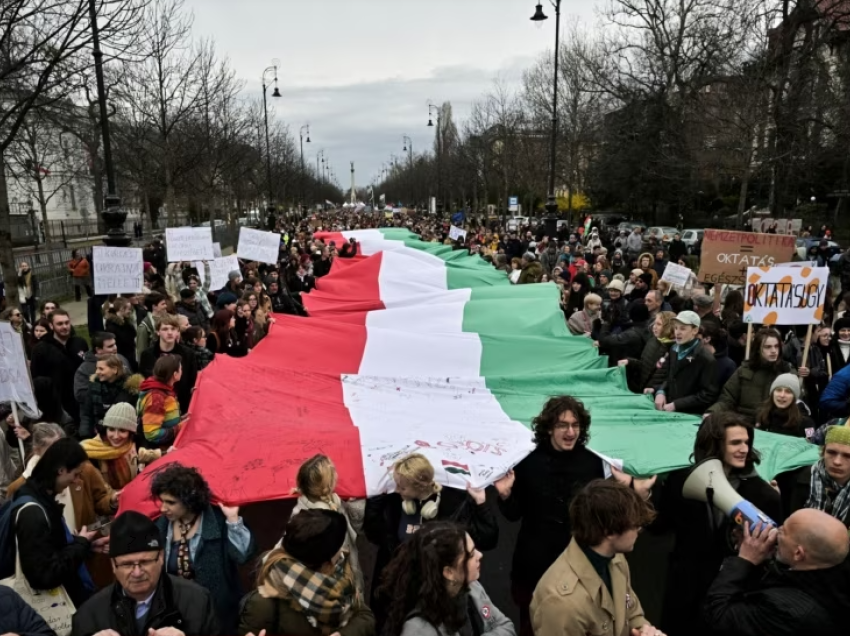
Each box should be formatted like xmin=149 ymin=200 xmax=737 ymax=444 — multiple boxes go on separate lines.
xmin=743 ymin=266 xmax=829 ymax=325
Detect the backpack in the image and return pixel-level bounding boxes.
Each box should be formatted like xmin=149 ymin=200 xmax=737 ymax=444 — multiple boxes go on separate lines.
xmin=0 ymin=496 xmax=40 ymax=578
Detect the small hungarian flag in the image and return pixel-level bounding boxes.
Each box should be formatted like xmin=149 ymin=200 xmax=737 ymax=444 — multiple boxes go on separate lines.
xmin=442 ymin=460 xmax=471 ymax=476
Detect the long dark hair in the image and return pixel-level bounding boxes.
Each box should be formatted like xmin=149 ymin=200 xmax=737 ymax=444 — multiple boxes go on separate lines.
xmin=693 ymin=412 xmax=760 ymax=473
xmin=379 ymin=522 xmax=470 ymax=636
xmin=748 ymin=328 xmax=784 ymax=372
xmin=532 ymin=395 xmax=591 ymax=448
xmin=755 ymin=391 xmax=803 ymax=433
xmin=210 ymin=309 xmax=234 ymax=346
xmin=30 ymin=438 xmax=87 ymax=493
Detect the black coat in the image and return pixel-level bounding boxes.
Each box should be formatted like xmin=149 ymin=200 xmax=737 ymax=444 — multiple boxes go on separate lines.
xmin=651 ymin=340 xmax=720 ymax=415
xmin=104 ymin=317 xmax=138 ymax=370
xmin=655 ymin=467 xmax=783 ymax=636
xmin=703 ymin=556 xmax=850 ymax=636
xmin=0 ymin=585 xmax=55 ymax=636
xmin=599 ymin=320 xmax=650 ymax=364
xmin=176 ymin=300 xmax=209 ymax=331
xmin=139 ymin=341 xmax=198 ymax=414
xmin=313 ymin=257 xmax=332 ymax=278
xmin=72 ymin=574 xmax=220 ymax=636
xmin=628 ymin=336 xmax=672 ymax=393
xmin=13 ymin=481 xmax=92 ymax=608
xmin=30 ymin=334 xmax=89 ymax=421
xmin=497 ymin=443 xmax=605 ymax=590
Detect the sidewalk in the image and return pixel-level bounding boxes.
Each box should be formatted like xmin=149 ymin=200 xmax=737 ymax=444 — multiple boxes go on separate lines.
xmin=63 ymin=298 xmax=90 ymax=326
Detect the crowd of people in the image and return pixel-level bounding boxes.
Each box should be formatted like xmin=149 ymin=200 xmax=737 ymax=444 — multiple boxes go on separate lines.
xmin=1 ymin=210 xmax=849 ymax=636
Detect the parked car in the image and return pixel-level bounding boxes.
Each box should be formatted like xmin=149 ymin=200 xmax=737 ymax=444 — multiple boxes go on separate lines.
xmin=506 ymin=216 xmax=530 ymax=232
xmin=646 ymin=226 xmax=679 ymax=243
xmin=681 ymin=229 xmax=704 ymax=253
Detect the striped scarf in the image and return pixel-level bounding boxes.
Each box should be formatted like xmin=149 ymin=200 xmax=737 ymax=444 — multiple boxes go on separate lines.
xmin=808 ymin=460 xmax=850 ymax=524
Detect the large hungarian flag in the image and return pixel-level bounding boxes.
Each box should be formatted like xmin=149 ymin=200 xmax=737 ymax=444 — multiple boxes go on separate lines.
xmin=119 ymin=229 xmax=818 ymax=516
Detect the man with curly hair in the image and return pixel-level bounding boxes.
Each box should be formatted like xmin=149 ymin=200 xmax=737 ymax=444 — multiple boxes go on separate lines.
xmin=494 ymin=396 xmax=655 ymax=636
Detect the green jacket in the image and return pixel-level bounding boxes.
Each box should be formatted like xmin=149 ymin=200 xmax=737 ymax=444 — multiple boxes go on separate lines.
xmin=238 ymin=590 xmax=375 ymax=636
xmin=708 ymin=361 xmax=795 ymax=423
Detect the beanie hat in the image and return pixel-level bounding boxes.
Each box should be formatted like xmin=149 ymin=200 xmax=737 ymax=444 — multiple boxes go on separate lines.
xmin=638 ymin=273 xmax=654 ymax=287
xmin=607 ymin=279 xmax=625 ymax=292
xmin=600 ymin=269 xmax=612 ymax=280
xmin=770 ymin=373 xmax=801 ymax=401
xmin=834 ymin=317 xmax=850 ymax=335
xmin=629 ymin=302 xmax=650 ymax=323
xmin=228 ymin=270 xmax=242 ymax=282
xmin=283 ymin=509 xmax=348 ymax=569
xmin=825 ymin=424 xmax=850 ymax=447
xmin=523 ymin=252 xmax=536 ymax=262
xmin=103 ymin=403 xmax=138 ymax=433
xmin=216 ymin=292 xmax=237 ymax=309
xmin=631 ymin=268 xmax=644 ymax=277
xmin=179 ymin=288 xmax=195 ymax=300
xmin=110 ymin=511 xmax=162 ymax=557
xmin=613 ymin=273 xmax=625 ymax=282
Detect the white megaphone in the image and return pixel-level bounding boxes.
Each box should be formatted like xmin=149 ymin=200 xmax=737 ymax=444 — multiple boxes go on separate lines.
xmin=682 ymin=458 xmax=776 ymax=529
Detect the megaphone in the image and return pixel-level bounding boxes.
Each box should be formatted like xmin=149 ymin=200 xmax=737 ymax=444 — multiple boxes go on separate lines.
xmin=682 ymin=458 xmax=776 ymax=529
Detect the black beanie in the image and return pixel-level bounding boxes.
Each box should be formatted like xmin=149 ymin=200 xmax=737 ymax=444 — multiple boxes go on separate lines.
xmin=638 ymin=273 xmax=654 ymax=287
xmin=629 ymin=302 xmax=650 ymax=323
xmin=834 ymin=317 xmax=850 ymax=334
xmin=179 ymin=288 xmax=195 ymax=300
xmin=283 ymin=509 xmax=347 ymax=569
xmin=110 ymin=511 xmax=162 ymax=557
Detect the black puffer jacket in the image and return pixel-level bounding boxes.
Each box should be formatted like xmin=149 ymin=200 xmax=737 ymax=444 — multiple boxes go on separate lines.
xmin=0 ymin=585 xmax=55 ymax=636
xmin=30 ymin=334 xmax=88 ymax=420
xmin=703 ymin=556 xmax=850 ymax=636
xmin=598 ymin=320 xmax=650 ymax=365
xmin=72 ymin=574 xmax=220 ymax=636
xmin=629 ymin=336 xmax=673 ymax=392
xmin=79 ymin=373 xmax=143 ymax=438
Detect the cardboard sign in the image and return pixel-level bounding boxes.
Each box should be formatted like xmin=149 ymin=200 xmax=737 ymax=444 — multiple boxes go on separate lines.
xmin=698 ymin=230 xmax=796 ymax=286
xmin=237 ymin=227 xmax=280 ymax=264
xmin=743 ymin=266 xmax=829 ymax=325
xmin=166 ymin=227 xmax=213 ymax=262
xmin=92 ymin=246 xmax=144 ymax=294
xmin=0 ymin=322 xmax=37 ymax=415
xmin=209 ymin=255 xmax=240 ymax=291
xmin=660 ymin=262 xmax=693 ymax=287
xmin=449 ymin=226 xmax=467 ymax=241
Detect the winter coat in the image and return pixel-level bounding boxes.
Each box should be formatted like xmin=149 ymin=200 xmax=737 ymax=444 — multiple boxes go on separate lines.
xmin=31 ymin=334 xmax=89 ymax=421
xmin=176 ymin=300 xmax=209 ymax=331
xmin=654 ymin=467 xmax=782 ymax=636
xmin=68 ymin=256 xmax=90 ymax=280
xmin=207 ymin=330 xmax=248 ymax=358
xmin=104 ymin=316 xmax=138 ymax=371
xmin=72 ymin=574 xmax=220 ymax=636
xmin=139 ymin=341 xmax=198 ymax=414
xmin=0 ymin=585 xmax=55 ymax=636
xmin=708 ymin=361 xmax=796 ymax=424
xmin=518 ymin=261 xmax=543 ymax=284
xmin=87 ymin=445 xmax=161 ymax=491
xmin=400 ymin=582 xmax=514 ymax=636
xmin=703 ymin=556 xmax=850 ymax=636
xmin=12 ymin=481 xmax=93 ymax=608
xmin=637 ymin=253 xmax=658 ymax=289
xmin=540 ymin=249 xmax=559 ymax=276
xmin=16 ymin=270 xmax=39 ymax=301
xmin=135 ymin=312 xmax=157 ymax=362
xmin=185 ymin=342 xmax=214 ymax=370
xmin=755 ymin=406 xmax=813 ymax=438
xmin=651 ymin=340 xmax=720 ymax=415
xmin=820 ymin=363 xmax=850 ymax=419
xmin=626 ymin=337 xmax=673 ymax=393
xmin=598 ymin=320 xmax=650 ymax=364
xmin=313 ymin=256 xmax=332 ymax=278
xmin=669 ymin=239 xmax=688 ymax=263
xmin=155 ymin=505 xmax=256 ymax=633
xmin=531 ymin=539 xmax=647 ymax=636
xmin=239 ymin=590 xmax=375 ymax=636
xmin=625 ymin=232 xmax=642 ymax=254
xmin=136 ymin=377 xmax=181 ymax=447
xmin=73 ymin=350 xmax=132 ymax=407
xmin=568 ymin=309 xmax=597 ymax=336
xmin=79 ymin=373 xmax=142 ymax=438
xmin=498 ymin=443 xmax=605 ymax=590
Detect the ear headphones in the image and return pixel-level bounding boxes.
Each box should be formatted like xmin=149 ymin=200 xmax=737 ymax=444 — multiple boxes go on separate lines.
xmin=401 ymin=490 xmax=442 ymax=520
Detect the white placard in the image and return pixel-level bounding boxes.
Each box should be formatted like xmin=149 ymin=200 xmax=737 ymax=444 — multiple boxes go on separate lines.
xmin=0 ymin=322 xmax=37 ymax=415
xmin=193 ymin=261 xmax=206 ymax=287
xmin=209 ymin=255 xmax=240 ymax=291
xmin=166 ymin=227 xmax=214 ymax=262
xmin=660 ymin=261 xmax=693 ymax=287
xmin=212 ymin=242 xmax=222 ymax=258
xmin=237 ymin=227 xmax=281 ymax=264
xmin=449 ymin=226 xmax=467 ymax=241
xmin=92 ymin=246 xmax=144 ymax=294
xmin=744 ymin=266 xmax=829 ymax=325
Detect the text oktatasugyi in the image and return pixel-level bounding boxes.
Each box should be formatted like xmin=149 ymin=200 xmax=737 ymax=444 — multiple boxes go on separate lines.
xmin=745 ymin=281 xmax=824 ymax=309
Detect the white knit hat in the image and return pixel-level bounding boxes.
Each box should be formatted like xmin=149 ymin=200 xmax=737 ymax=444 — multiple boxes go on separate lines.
xmin=770 ymin=373 xmax=801 ymax=401
xmin=103 ymin=403 xmax=137 ymax=433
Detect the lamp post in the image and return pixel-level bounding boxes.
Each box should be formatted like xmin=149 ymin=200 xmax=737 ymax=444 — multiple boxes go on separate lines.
xmin=402 ymin=136 xmax=413 ymax=168
xmin=261 ymin=59 xmax=281 ymax=220
xmin=88 ymin=0 xmax=129 ymax=246
xmin=299 ymin=124 xmax=310 ymax=214
xmin=428 ymin=103 xmax=443 ymax=213
xmin=530 ymin=1 xmax=562 ymax=225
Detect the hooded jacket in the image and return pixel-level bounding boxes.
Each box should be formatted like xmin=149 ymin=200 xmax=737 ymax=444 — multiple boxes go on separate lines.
xmin=518 ymin=260 xmax=543 ymax=284
xmin=137 ymin=377 xmax=182 ymax=447
xmin=703 ymin=556 xmax=850 ymax=636
xmin=637 ymin=252 xmax=658 ymax=289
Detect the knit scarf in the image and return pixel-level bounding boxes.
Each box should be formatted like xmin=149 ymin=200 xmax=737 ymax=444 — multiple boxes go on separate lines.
xmin=808 ymin=459 xmax=850 ymax=523
xmin=176 ymin=517 xmax=197 ymax=579
xmin=260 ymin=552 xmax=356 ymax=635
xmin=81 ymin=437 xmax=134 ymax=489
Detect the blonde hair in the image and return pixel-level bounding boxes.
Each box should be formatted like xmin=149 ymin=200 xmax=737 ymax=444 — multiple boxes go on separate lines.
xmin=293 ymin=454 xmax=338 ymax=502
xmin=96 ymin=353 xmax=126 ymax=378
xmin=393 ymin=453 xmax=441 ymax=497
xmin=655 ymin=311 xmax=678 ymax=340
xmin=584 ymin=293 xmax=603 ymax=308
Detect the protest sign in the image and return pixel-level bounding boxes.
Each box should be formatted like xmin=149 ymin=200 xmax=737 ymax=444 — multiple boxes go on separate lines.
xmin=212 ymin=242 xmax=222 ymax=258
xmin=0 ymin=321 xmax=37 ymax=415
xmin=92 ymin=246 xmax=144 ymax=294
xmin=237 ymin=227 xmax=280 ymax=264
xmin=166 ymin=227 xmax=213 ymax=262
xmin=209 ymin=255 xmax=240 ymax=291
xmin=449 ymin=226 xmax=467 ymax=241
xmin=660 ymin=262 xmax=693 ymax=287
xmin=743 ymin=266 xmax=829 ymax=325
xmin=698 ymin=229 xmax=796 ymax=286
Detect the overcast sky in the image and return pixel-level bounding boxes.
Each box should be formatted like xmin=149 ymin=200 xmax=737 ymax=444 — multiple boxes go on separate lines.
xmin=184 ymin=0 xmax=597 ymax=191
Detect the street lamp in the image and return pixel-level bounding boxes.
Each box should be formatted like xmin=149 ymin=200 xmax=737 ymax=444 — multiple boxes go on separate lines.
xmin=530 ymin=1 xmax=562 ymax=224
xmin=261 ymin=58 xmax=281 ymax=221
xmin=428 ymin=103 xmax=442 ymax=212
xmin=88 ymin=0 xmax=128 ymax=246
xmin=299 ymin=124 xmax=310 ymax=214
xmin=316 ymin=149 xmax=324 ymax=186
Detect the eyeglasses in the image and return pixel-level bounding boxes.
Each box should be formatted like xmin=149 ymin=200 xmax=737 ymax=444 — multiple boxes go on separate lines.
xmin=113 ymin=557 xmax=159 ymax=572
xmin=553 ymin=422 xmax=581 ymax=432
